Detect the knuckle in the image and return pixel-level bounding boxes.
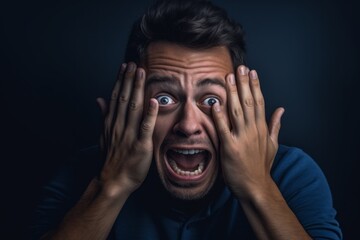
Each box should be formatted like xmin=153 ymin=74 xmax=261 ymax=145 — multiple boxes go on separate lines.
xmin=129 ymin=101 xmax=138 ymax=110
xmin=232 ymin=107 xmax=242 ymax=117
xmin=239 ymin=76 xmax=249 ymax=84
xmin=244 ymin=98 xmax=254 ymax=107
xmin=255 ymin=97 xmax=265 ymax=106
xmin=119 ymin=95 xmax=128 ymax=103
xmin=251 ymin=78 xmax=260 ymax=87
xmin=141 ymin=121 xmax=152 ymax=132
xmin=111 ymin=91 xmax=118 ymax=100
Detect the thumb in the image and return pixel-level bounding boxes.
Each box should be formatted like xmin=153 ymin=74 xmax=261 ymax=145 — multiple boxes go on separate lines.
xmin=96 ymin=97 xmax=108 ymax=117
xmin=269 ymin=107 xmax=285 ymax=144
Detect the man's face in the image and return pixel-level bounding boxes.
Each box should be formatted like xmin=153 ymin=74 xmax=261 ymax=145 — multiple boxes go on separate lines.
xmin=144 ymin=41 xmax=233 ymax=200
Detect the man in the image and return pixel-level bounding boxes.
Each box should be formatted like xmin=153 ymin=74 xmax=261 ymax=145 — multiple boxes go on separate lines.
xmin=31 ymin=0 xmax=342 ymax=239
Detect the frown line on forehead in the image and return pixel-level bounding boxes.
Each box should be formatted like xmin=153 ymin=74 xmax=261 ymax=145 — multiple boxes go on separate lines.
xmin=146 ymin=75 xmax=181 ymax=89
xmin=146 ymin=75 xmax=226 ymax=91
xmin=196 ymin=78 xmax=225 ymax=90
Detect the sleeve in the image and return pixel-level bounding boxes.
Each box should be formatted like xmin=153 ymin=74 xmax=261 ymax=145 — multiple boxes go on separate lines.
xmin=271 ymin=145 xmax=343 ymax=240
xmin=29 ymin=145 xmax=101 ymax=240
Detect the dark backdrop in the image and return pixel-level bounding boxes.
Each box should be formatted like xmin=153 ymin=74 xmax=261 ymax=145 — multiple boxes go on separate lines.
xmin=2 ymin=0 xmax=359 ymax=238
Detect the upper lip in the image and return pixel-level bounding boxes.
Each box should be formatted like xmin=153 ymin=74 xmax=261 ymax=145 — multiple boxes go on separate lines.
xmin=172 ymin=149 xmax=205 ymax=155
xmin=166 ymin=145 xmax=209 ymax=151
xmin=165 ymin=145 xmax=212 ymax=156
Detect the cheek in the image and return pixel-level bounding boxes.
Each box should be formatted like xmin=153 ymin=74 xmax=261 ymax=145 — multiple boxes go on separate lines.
xmin=153 ymin=115 xmax=172 ymax=150
xmin=205 ymin=116 xmax=221 ymax=152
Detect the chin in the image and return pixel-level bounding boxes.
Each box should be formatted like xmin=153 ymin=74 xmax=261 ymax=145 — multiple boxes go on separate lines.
xmin=154 ymin=144 xmax=219 ymax=200
xmin=160 ymin=174 xmax=219 ymax=200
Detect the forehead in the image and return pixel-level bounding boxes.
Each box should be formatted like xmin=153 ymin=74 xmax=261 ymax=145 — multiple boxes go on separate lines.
xmin=144 ymin=41 xmax=233 ymax=79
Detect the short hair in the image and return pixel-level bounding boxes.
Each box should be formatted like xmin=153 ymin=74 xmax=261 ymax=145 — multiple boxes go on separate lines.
xmin=124 ymin=0 xmax=246 ymax=69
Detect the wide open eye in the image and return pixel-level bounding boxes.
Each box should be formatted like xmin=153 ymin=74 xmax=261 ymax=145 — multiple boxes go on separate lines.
xmin=202 ymin=97 xmax=220 ymax=106
xmin=155 ymin=95 xmax=175 ymax=106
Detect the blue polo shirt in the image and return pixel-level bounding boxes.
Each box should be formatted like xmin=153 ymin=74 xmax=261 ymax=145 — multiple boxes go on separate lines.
xmin=30 ymin=145 xmax=342 ymax=239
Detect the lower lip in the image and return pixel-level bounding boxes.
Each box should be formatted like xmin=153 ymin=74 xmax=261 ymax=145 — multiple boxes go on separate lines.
xmin=164 ymin=154 xmax=209 ymax=183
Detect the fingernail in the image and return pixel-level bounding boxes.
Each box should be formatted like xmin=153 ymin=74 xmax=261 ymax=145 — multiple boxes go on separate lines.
xmin=239 ymin=65 xmax=246 ymax=75
xmin=214 ymin=102 xmax=220 ymax=112
xmin=149 ymin=98 xmax=157 ymax=108
xmin=128 ymin=63 xmax=135 ymax=72
xmin=121 ymin=63 xmax=127 ymax=71
xmin=229 ymin=74 xmax=235 ymax=85
xmin=280 ymin=107 xmax=285 ymax=115
xmin=137 ymin=68 xmax=143 ymax=79
xmin=250 ymin=70 xmax=257 ymax=80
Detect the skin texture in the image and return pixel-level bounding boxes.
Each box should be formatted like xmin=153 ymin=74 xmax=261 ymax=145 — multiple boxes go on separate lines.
xmin=43 ymin=42 xmax=312 ymax=240
xmin=144 ymin=41 xmax=233 ymax=200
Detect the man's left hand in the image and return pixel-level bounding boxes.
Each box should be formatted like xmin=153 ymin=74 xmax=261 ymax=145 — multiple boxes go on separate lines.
xmin=212 ymin=65 xmax=284 ymax=200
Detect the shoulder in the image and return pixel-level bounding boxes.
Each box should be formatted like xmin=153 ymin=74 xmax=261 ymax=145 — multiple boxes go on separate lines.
xmin=273 ymin=144 xmax=317 ymax=168
xmin=272 ymin=145 xmax=342 ymax=239
xmin=272 ymin=144 xmax=325 ymax=185
xmin=51 ymin=145 xmax=101 ymax=195
xmin=38 ymin=144 xmax=101 ymax=205
xmin=271 ymin=144 xmax=329 ymax=200
xmin=30 ymin=145 xmax=101 ymax=239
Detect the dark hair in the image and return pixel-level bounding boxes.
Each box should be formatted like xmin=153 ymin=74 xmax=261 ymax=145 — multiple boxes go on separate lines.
xmin=124 ymin=0 xmax=246 ymax=69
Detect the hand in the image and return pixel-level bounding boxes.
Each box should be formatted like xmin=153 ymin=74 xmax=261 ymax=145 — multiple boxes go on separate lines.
xmin=212 ymin=65 xmax=284 ymax=199
xmin=96 ymin=63 xmax=158 ymax=197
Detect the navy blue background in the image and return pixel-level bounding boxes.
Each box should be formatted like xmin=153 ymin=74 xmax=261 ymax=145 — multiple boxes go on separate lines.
xmin=1 ymin=0 xmax=359 ymax=238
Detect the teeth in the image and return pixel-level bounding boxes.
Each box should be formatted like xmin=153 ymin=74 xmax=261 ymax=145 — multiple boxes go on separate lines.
xmin=169 ymin=160 xmax=205 ymax=176
xmin=173 ymin=149 xmax=204 ymax=155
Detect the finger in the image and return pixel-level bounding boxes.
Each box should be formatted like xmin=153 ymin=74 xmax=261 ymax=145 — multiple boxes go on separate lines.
xmin=127 ymin=68 xmax=146 ymax=133
xmin=249 ymin=70 xmax=266 ymax=124
xmin=96 ymin=97 xmax=107 ymax=117
xmin=97 ymin=97 xmax=108 ymax=154
xmin=225 ymin=73 xmax=244 ymax=134
xmin=269 ymin=107 xmax=285 ymax=144
xmin=115 ymin=62 xmax=137 ymax=131
xmin=236 ymin=65 xmax=255 ymax=125
xmin=212 ymin=102 xmax=231 ymax=143
xmin=139 ymin=98 xmax=159 ymax=142
xmin=107 ymin=63 xmax=127 ymax=125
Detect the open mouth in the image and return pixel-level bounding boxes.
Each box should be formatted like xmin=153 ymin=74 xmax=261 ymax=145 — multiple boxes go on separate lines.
xmin=165 ymin=148 xmax=211 ymax=181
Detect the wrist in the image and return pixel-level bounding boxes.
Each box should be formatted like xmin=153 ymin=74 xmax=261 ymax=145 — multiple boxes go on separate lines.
xmin=232 ymin=177 xmax=280 ymax=203
xmin=96 ymin=178 xmax=134 ymax=203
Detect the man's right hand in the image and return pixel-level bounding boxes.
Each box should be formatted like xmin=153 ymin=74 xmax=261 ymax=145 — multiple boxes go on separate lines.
xmin=40 ymin=63 xmax=157 ymax=240
xmin=96 ymin=62 xmax=158 ymax=198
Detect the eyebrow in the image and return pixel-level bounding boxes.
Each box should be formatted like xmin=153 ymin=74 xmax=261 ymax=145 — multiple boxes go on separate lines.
xmin=145 ymin=76 xmax=182 ymax=90
xmin=196 ymin=78 xmax=226 ymax=89
xmin=146 ymin=75 xmax=226 ymax=90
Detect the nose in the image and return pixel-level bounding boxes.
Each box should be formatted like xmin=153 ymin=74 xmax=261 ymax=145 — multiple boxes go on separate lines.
xmin=173 ymin=102 xmax=202 ymax=137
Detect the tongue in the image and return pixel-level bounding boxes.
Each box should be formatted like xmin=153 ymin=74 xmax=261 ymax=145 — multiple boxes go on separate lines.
xmin=167 ymin=150 xmax=206 ymax=171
